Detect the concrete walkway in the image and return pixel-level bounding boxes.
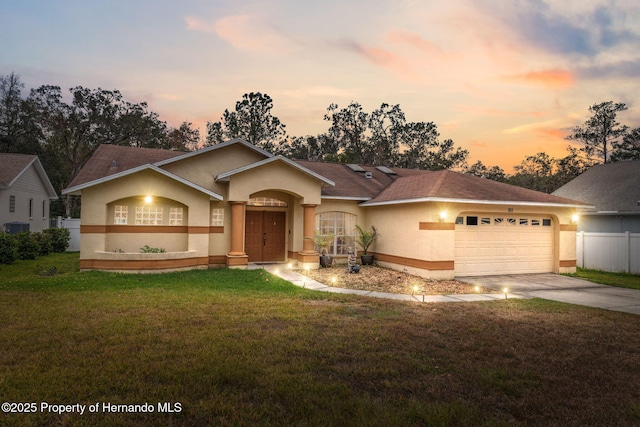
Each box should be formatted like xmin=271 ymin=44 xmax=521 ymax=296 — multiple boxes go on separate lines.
xmin=458 ymin=273 xmax=640 ymax=315
xmin=249 ymin=264 xmax=526 ymax=304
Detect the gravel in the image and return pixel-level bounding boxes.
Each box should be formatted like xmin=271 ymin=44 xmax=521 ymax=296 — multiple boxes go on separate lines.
xmin=302 ymin=264 xmax=499 ymax=295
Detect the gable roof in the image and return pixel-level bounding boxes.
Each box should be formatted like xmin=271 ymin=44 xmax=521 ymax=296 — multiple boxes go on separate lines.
xmin=63 ymin=163 xmax=223 ymax=200
xmin=217 ymin=156 xmax=335 ymax=186
xmin=361 ymin=170 xmax=591 ymax=207
xmin=65 ymin=140 xmax=589 ymax=208
xmin=68 ymin=144 xmax=184 ymax=188
xmin=552 ymin=160 xmax=640 ymax=213
xmin=0 ymin=153 xmax=58 ymax=199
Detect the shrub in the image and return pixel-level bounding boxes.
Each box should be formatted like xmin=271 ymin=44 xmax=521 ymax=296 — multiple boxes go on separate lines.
xmin=140 ymin=245 xmax=166 ymax=253
xmin=34 ymin=232 xmax=53 ymax=256
xmin=16 ymin=231 xmax=41 ymax=260
xmin=43 ymin=228 xmax=70 ymax=253
xmin=0 ymin=232 xmax=18 ymax=264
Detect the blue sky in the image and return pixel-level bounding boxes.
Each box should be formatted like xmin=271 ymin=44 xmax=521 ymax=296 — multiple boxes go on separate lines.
xmin=2 ymin=0 xmax=639 ymax=170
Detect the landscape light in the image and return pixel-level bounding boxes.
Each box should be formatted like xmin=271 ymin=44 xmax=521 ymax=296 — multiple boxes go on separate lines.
xmin=474 ymin=285 xmax=480 ymax=293
xmin=331 ymin=277 xmax=336 ymax=285
xmin=412 ymin=285 xmax=419 ymax=295
xmin=287 ymin=263 xmax=293 ymax=269
xmin=503 ymin=287 xmax=509 ymax=299
xmin=274 ymin=268 xmax=279 ymax=275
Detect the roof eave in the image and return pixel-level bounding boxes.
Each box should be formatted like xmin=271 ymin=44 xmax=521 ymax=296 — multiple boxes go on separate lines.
xmin=216 ymin=156 xmax=335 ymax=186
xmin=153 ymin=138 xmax=273 ymax=167
xmin=62 ymin=164 xmax=223 ymax=201
xmin=360 ymin=197 xmax=595 ymax=209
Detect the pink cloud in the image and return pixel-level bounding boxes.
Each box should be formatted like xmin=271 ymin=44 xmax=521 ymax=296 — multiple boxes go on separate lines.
xmin=507 ymin=69 xmax=574 ymax=89
xmin=186 ymin=14 xmax=293 ymax=54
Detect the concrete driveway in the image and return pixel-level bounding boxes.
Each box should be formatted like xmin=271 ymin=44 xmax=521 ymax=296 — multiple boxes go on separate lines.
xmin=458 ymin=274 xmax=640 ymax=315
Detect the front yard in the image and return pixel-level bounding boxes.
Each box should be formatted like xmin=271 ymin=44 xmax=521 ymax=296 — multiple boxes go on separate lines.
xmin=1 ymin=253 xmax=639 ymax=426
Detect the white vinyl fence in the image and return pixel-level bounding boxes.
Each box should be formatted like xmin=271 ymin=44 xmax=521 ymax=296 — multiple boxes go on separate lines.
xmin=56 ymin=217 xmax=81 ymax=252
xmin=577 ymin=231 xmax=640 ymax=274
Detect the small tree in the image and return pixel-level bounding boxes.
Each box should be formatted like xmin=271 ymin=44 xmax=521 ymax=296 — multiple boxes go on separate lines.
xmin=565 ymin=101 xmax=629 ymax=164
xmin=355 ymin=225 xmax=379 ymax=255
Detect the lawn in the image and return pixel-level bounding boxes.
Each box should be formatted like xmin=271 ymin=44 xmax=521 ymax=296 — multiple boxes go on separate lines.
xmin=1 ymin=253 xmax=639 ymax=426
xmin=568 ymin=267 xmax=640 ymax=290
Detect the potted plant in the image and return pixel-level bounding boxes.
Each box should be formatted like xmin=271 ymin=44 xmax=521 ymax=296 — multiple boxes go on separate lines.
xmin=314 ymin=232 xmax=334 ymax=268
xmin=355 ymin=224 xmax=379 ymax=265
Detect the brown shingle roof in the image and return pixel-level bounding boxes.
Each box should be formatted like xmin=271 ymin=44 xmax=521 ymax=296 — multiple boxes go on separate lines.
xmin=68 ymin=144 xmax=184 ymax=188
xmin=363 ymin=170 xmax=591 ymax=206
xmin=0 ymin=153 xmax=37 ymax=188
xmin=67 ymin=143 xmax=588 ymax=207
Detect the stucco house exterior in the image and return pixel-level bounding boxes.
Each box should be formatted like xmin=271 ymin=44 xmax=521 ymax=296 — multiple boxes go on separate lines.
xmin=63 ymin=139 xmax=589 ymax=277
xmin=1 ymin=153 xmax=58 ymax=233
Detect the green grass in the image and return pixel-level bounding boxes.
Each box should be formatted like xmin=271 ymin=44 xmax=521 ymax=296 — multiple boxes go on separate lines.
xmin=567 ymin=267 xmax=640 ymax=290
xmin=1 ymin=253 xmax=639 ymax=426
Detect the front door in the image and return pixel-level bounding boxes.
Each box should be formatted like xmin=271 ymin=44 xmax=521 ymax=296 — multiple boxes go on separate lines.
xmin=245 ymin=211 xmax=286 ymax=262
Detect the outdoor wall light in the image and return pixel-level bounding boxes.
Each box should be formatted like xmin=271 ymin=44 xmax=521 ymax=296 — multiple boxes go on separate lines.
xmin=571 ymin=214 xmax=580 ymax=224
xmin=439 ymin=211 xmax=447 ymax=222
xmin=144 ymin=195 xmax=153 ymax=204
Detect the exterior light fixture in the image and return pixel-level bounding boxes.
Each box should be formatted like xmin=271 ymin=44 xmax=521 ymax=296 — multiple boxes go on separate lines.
xmin=503 ymin=287 xmax=509 ymax=299
xmin=287 ymin=263 xmax=293 ymax=270
xmin=439 ymin=211 xmax=447 ymax=222
xmin=571 ymin=214 xmax=580 ymax=224
xmin=412 ymin=285 xmax=419 ymax=295
xmin=144 ymin=195 xmax=153 ymax=204
xmin=331 ymin=277 xmax=336 ymax=285
xmin=474 ymin=285 xmax=480 ymax=293
xmin=274 ymin=268 xmax=279 ymax=275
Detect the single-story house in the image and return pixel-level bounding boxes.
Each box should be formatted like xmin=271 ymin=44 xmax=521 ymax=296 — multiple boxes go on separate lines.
xmin=63 ymin=139 xmax=590 ymax=277
xmin=552 ymin=160 xmax=640 ymax=274
xmin=552 ymin=160 xmax=640 ymax=233
xmin=1 ymin=153 xmax=58 ymax=233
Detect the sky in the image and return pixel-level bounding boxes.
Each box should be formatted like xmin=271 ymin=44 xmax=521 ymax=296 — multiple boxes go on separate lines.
xmin=2 ymin=0 xmax=640 ymax=172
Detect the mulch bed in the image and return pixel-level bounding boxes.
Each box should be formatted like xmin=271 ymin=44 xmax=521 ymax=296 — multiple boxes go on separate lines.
xmin=302 ymin=264 xmax=499 ymax=295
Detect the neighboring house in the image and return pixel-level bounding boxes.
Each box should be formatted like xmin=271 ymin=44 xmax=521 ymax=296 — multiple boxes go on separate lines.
xmin=63 ymin=139 xmax=589 ymax=277
xmin=553 ymin=160 xmax=640 ymax=232
xmin=552 ymin=160 xmax=640 ymax=274
xmin=1 ymin=153 xmax=58 ymax=233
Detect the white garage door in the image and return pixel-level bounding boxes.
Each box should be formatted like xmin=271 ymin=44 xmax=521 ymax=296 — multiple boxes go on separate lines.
xmin=454 ymin=215 xmax=554 ymax=276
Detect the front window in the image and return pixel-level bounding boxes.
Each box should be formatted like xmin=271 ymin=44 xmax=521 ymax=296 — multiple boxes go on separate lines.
xmin=315 ymin=212 xmax=357 ymax=256
xmin=135 ymin=206 xmax=163 ymax=225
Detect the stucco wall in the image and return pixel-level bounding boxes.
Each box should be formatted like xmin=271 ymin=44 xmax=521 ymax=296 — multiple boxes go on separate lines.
xmin=160 ymin=143 xmax=267 ymax=195
xmin=227 ymin=161 xmax=323 ymax=205
xmin=79 ymin=169 xmax=212 ymax=261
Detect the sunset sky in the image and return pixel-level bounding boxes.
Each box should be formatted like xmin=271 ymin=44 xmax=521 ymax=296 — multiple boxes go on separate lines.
xmin=2 ymin=0 xmax=640 ymax=171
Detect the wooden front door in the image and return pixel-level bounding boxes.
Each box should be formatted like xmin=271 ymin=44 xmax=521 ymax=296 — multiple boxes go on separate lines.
xmin=245 ymin=211 xmax=286 ymax=262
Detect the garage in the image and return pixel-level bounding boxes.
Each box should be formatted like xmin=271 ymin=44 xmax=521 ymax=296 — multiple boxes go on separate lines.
xmin=454 ymin=214 xmax=554 ymax=276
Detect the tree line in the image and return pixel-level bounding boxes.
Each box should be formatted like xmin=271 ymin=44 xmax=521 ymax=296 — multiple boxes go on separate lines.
xmin=2 ymin=72 xmax=639 ymax=215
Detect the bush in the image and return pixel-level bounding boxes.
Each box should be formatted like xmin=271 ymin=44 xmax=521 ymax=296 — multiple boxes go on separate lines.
xmin=34 ymin=232 xmax=53 ymax=256
xmin=0 ymin=233 xmax=18 ymax=264
xmin=43 ymin=228 xmax=70 ymax=253
xmin=16 ymin=231 xmax=40 ymax=260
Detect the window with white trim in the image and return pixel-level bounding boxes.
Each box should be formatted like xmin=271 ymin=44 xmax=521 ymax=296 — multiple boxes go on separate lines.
xmin=135 ymin=206 xmax=163 ymax=225
xmin=9 ymin=195 xmax=15 ymax=213
xmin=315 ymin=212 xmax=357 ymax=256
xmin=114 ymin=205 xmax=128 ymax=224
xmin=211 ymin=208 xmax=224 ymax=226
xmin=169 ymin=207 xmax=183 ymax=225
xmin=247 ymin=197 xmax=287 ymax=207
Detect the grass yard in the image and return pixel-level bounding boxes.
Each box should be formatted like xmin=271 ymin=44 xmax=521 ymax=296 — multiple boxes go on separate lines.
xmin=1 ymin=253 xmax=639 ymax=426
xmin=567 ymin=267 xmax=640 ymax=290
